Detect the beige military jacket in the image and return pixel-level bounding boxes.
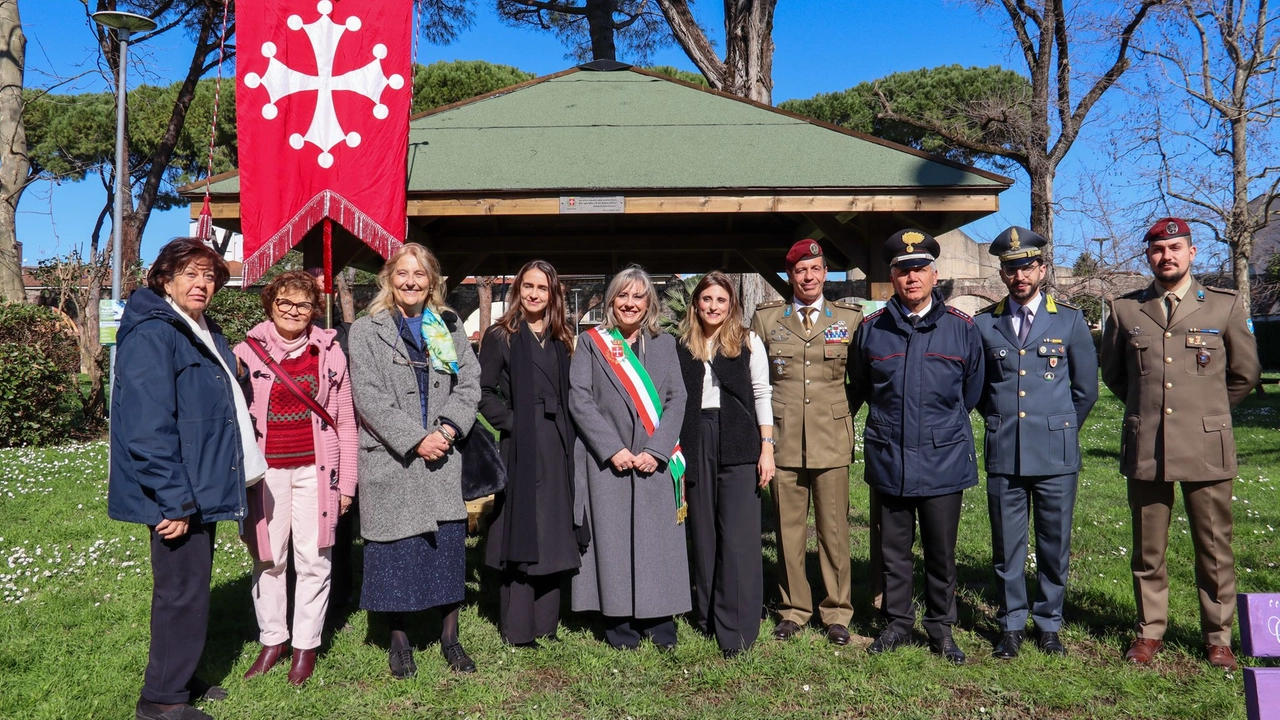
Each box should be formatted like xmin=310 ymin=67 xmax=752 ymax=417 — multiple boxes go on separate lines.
xmin=1101 ymin=279 xmax=1261 ymax=482
xmin=750 ymin=297 xmax=863 ymax=469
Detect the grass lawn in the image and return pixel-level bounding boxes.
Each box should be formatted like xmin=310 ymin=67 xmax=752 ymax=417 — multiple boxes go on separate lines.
xmin=2 ymin=384 xmax=1279 ymax=719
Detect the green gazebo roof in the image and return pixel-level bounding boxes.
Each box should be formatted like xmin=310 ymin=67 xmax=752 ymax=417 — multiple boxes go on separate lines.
xmin=198 ymin=66 xmax=1007 ymax=196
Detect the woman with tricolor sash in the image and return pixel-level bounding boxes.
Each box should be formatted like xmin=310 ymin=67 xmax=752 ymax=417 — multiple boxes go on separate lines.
xmin=675 ymin=271 xmax=775 ymax=659
xmin=569 ymin=266 xmax=692 ymax=650
xmin=347 ymin=244 xmax=481 ymax=678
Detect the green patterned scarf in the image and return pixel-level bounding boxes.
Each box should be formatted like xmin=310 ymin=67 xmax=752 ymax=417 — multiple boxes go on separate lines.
xmin=419 ymin=307 xmax=459 ymax=374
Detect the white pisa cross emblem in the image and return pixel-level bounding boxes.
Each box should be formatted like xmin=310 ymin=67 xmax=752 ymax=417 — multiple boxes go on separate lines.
xmin=244 ymin=0 xmax=405 ymax=168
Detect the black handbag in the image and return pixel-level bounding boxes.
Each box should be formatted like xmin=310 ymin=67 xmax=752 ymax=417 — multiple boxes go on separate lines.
xmin=458 ymin=418 xmax=507 ymax=501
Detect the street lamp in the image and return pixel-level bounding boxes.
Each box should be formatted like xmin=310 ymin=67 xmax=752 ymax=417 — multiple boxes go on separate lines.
xmin=1091 ymin=237 xmax=1110 ymax=329
xmin=93 ymin=10 xmax=156 ymax=387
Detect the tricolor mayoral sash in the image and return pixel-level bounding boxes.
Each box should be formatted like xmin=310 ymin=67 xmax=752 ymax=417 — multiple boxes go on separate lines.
xmin=586 ymin=325 xmax=687 ymax=523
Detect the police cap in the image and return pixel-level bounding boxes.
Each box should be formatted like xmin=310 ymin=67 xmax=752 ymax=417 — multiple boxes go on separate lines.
xmin=883 ymin=229 xmax=940 ymax=269
xmin=988 ymin=226 xmax=1047 ymax=269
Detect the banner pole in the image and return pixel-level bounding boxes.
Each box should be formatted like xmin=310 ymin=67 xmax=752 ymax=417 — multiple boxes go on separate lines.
xmin=324 ymin=217 xmax=334 ymax=328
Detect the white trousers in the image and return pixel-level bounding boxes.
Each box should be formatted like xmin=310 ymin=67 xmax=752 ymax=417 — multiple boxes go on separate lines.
xmin=252 ymin=464 xmax=331 ymax=650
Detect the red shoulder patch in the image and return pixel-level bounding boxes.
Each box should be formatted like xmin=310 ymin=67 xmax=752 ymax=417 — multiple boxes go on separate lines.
xmin=862 ymin=308 xmax=885 ymax=324
xmin=946 ymin=307 xmax=973 ymax=324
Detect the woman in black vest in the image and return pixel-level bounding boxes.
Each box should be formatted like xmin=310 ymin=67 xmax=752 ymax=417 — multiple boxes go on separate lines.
xmin=479 ymin=260 xmax=585 ymax=647
xmin=677 ymin=271 xmax=776 ymax=658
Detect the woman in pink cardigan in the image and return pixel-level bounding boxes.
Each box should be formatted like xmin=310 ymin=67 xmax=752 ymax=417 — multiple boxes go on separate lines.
xmin=233 ymin=270 xmax=358 ymax=686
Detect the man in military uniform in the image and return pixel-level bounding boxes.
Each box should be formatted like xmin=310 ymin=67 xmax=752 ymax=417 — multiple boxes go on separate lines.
xmin=750 ymin=239 xmax=863 ymax=645
xmin=974 ymin=227 xmax=1098 ymax=659
xmin=847 ymin=230 xmax=984 ymax=665
xmin=1101 ymin=217 xmax=1261 ymax=671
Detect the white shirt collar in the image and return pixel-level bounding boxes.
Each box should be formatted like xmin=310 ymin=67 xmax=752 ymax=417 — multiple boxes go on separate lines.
xmin=793 ymin=296 xmax=824 ymax=315
xmin=907 ymin=298 xmax=933 ymax=320
xmin=1012 ymin=291 xmax=1043 ymax=317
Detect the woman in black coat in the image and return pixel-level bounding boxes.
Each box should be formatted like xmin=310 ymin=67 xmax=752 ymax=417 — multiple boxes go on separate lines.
xmin=479 ymin=260 xmax=584 ymax=646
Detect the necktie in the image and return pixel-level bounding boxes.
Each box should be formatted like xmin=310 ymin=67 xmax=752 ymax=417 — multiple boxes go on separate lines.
xmin=1164 ymin=293 xmax=1179 ymax=324
xmin=1017 ymin=305 xmax=1031 ymax=344
xmin=908 ymin=314 xmax=921 ymax=327
xmin=802 ymin=307 xmax=815 ymax=333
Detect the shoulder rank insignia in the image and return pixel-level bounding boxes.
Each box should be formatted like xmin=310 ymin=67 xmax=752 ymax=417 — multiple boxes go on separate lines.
xmin=946 ymin=306 xmax=973 ymax=323
xmin=862 ymin=308 xmax=885 ymax=324
xmin=1205 ymin=285 xmax=1238 ymax=296
xmin=1048 ymin=294 xmax=1079 ymax=311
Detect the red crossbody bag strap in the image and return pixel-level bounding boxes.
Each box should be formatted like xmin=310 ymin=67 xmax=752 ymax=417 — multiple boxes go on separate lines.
xmin=248 ymin=339 xmax=337 ymax=428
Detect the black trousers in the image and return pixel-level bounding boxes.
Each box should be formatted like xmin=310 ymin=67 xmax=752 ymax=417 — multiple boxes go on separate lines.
xmin=879 ymin=491 xmax=962 ymax=640
xmin=498 ymin=570 xmax=564 ymax=645
xmin=143 ymin=521 xmax=216 ymax=705
xmin=687 ymin=410 xmax=763 ymax=652
xmin=604 ymin=615 xmax=677 ymax=649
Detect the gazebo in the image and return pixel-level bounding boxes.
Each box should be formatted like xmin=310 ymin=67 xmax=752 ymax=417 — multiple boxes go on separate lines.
xmin=187 ymin=62 xmax=1011 ymax=300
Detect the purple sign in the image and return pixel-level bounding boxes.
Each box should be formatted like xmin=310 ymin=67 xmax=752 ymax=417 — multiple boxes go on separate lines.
xmin=1239 ymin=594 xmax=1280 ymax=658
xmin=1245 ymin=668 xmax=1280 ymax=720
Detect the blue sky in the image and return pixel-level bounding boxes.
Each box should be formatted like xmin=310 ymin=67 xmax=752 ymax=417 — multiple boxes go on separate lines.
xmin=19 ymin=0 xmax=1055 ymax=266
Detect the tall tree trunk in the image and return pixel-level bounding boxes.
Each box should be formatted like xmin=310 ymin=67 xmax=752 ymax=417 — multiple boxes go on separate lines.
xmin=585 ymin=0 xmax=618 ymax=61
xmin=78 ymin=273 xmax=106 ymax=426
xmin=335 ymin=267 xmax=356 ymax=323
xmin=1029 ymin=161 xmax=1056 ymax=286
xmin=477 ymin=275 xmax=494 ymax=331
xmin=723 ymin=0 xmax=775 ymax=104
xmin=0 ymin=0 xmax=28 ymax=302
xmin=656 ymin=0 xmax=778 ymax=104
xmin=1230 ymin=113 xmax=1252 ymax=304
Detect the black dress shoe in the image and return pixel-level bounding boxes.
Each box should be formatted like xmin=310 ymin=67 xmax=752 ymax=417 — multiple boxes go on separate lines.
xmin=868 ymin=630 xmax=909 ymax=655
xmin=722 ymin=647 xmax=744 ymax=660
xmin=826 ymin=624 xmax=851 ymax=646
xmin=772 ymin=620 xmax=802 ymax=641
xmin=389 ymin=647 xmax=417 ymax=679
xmin=442 ymin=642 xmax=477 ymax=673
xmin=136 ymin=699 xmax=213 ymax=720
xmin=186 ymin=677 xmax=226 ymax=701
xmin=1037 ymin=631 xmax=1066 ymax=656
xmin=992 ymin=630 xmax=1025 ymax=659
xmin=930 ymin=636 xmax=966 ymax=665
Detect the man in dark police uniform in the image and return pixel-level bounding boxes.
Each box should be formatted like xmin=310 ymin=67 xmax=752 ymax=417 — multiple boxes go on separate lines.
xmin=1101 ymin=217 xmax=1260 ymax=671
xmin=974 ymin=227 xmax=1098 ymax=659
xmin=847 ymin=230 xmax=984 ymax=664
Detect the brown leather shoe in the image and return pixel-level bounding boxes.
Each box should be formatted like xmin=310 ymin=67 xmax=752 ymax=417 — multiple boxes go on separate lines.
xmin=244 ymin=643 xmax=289 ymax=679
xmin=1124 ymin=638 xmax=1162 ymax=665
xmin=1206 ymin=644 xmax=1237 ymax=671
xmin=772 ymin=619 xmax=802 ymax=641
xmin=288 ymin=648 xmax=317 ymax=686
xmin=826 ymin=624 xmax=851 ymax=646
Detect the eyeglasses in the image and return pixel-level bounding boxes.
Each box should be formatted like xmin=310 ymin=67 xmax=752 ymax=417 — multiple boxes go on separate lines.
xmin=274 ymin=298 xmax=317 ymax=314
xmin=1001 ymin=264 xmax=1043 ymax=277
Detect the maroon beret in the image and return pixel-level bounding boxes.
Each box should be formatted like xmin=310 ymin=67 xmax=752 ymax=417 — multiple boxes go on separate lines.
xmin=1144 ymin=217 xmax=1191 ymax=244
xmin=785 ymin=239 xmax=824 ymax=267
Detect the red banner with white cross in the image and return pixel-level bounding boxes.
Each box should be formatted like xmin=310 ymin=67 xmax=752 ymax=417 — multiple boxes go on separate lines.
xmin=236 ymin=0 xmax=410 ymax=287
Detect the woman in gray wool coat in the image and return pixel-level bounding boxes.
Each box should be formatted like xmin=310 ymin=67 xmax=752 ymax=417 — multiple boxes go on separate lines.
xmin=347 ymin=243 xmax=481 ymax=678
xmin=569 ymin=266 xmax=692 ymax=650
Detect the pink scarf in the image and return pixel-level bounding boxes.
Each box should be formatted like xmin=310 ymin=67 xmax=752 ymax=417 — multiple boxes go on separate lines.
xmin=265 ymin=324 xmax=309 ymax=360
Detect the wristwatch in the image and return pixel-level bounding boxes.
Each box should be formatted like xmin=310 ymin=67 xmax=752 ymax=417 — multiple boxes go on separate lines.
xmin=761 ymin=437 xmax=776 ymax=445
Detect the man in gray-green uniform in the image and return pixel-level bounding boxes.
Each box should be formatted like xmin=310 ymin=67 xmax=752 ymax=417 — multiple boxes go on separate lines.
xmin=750 ymin=239 xmax=863 ymax=646
xmin=1100 ymin=217 xmax=1261 ymax=671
